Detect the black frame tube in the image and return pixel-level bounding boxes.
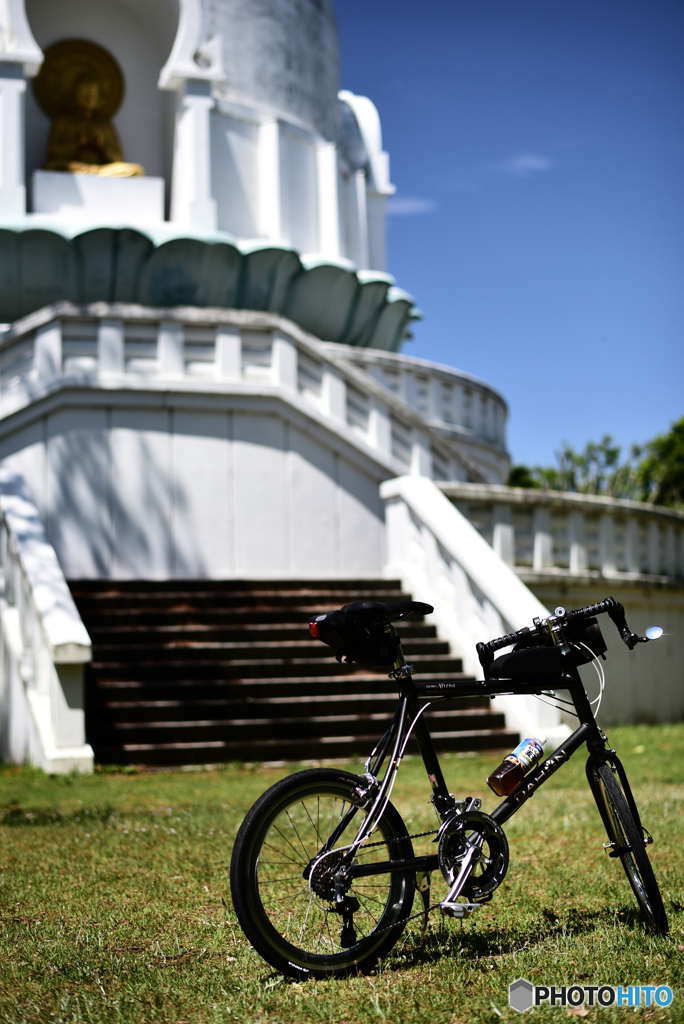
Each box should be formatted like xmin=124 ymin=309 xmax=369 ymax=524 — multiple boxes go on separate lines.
xmin=342 ymin=647 xmax=615 ymax=876
xmin=490 ymin=722 xmax=592 ymax=825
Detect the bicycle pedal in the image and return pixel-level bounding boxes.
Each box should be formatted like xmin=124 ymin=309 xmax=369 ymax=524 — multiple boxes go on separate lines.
xmin=440 ymin=901 xmax=483 ymax=918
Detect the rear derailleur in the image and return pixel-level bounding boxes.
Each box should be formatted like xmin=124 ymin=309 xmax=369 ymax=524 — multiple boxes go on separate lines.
xmin=305 ymin=849 xmax=360 ymax=948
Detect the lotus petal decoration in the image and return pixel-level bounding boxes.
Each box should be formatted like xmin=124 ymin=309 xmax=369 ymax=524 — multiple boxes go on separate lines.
xmin=0 ymin=225 xmax=418 ymax=351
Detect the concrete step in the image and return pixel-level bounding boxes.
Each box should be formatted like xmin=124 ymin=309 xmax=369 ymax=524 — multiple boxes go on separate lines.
xmin=84 ymin=622 xmax=440 ymax=643
xmin=70 ymin=577 xmax=518 ymax=766
xmin=90 ymin=728 xmax=520 ymax=766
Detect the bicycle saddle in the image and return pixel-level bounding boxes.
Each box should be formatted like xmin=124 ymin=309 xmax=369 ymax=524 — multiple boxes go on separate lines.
xmin=309 ymin=600 xmax=433 ymax=671
xmin=339 ymin=600 xmax=434 ymax=621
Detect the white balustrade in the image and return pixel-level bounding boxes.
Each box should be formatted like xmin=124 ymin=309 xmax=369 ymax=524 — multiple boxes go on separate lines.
xmin=442 ymin=483 xmax=684 ymax=584
xmin=329 ymin=345 xmax=510 ymax=484
xmin=0 ymin=469 xmax=93 ymax=772
xmin=440 ymin=483 xmax=684 ymax=725
xmin=0 ymin=303 xmax=484 ymax=486
xmin=384 ymin=476 xmax=684 ymax=728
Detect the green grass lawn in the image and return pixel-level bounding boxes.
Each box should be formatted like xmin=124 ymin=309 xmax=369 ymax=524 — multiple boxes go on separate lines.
xmin=0 ymin=723 xmax=682 ymax=1024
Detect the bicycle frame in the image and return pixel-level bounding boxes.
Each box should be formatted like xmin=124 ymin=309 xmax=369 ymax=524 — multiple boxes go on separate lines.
xmin=342 ymin=646 xmax=629 ymax=882
xmin=230 ymin=598 xmax=667 ymax=978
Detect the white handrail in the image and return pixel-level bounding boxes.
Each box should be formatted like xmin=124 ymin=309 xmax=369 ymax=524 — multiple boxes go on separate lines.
xmin=0 ymin=468 xmax=93 ymax=772
xmin=380 ymin=476 xmax=569 ymax=744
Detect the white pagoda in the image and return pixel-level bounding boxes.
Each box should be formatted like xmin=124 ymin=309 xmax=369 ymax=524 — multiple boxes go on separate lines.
xmin=0 ymin=0 xmax=679 ymax=771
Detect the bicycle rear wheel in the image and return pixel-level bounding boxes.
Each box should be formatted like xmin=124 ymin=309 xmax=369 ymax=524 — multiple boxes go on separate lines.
xmin=590 ymin=762 xmax=668 ymax=934
xmin=230 ymin=768 xmax=416 ymax=978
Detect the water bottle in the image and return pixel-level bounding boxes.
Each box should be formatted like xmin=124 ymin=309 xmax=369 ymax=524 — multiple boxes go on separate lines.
xmin=486 ymin=738 xmax=545 ymax=797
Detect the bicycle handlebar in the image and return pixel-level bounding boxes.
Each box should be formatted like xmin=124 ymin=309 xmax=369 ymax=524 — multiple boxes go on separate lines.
xmin=566 ymin=596 xmax=640 ymax=650
xmin=476 ymin=596 xmax=641 ymax=672
xmin=476 ymin=627 xmax=533 ymax=659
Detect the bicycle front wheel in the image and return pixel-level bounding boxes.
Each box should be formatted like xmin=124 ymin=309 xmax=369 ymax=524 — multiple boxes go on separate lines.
xmin=590 ymin=763 xmax=668 ymax=934
xmin=230 ymin=768 xmax=416 ymax=978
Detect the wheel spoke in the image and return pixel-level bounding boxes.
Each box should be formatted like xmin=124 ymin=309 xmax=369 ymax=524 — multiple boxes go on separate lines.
xmin=286 ymin=807 xmax=315 ymax=861
xmin=297 ymin=891 xmax=317 ymax=945
xmin=270 ymin=821 xmax=309 ymax=864
xmin=231 ymin=772 xmax=416 ymax=975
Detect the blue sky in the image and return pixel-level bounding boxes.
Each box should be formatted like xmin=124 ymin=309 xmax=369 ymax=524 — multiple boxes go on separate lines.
xmin=335 ymin=0 xmax=684 ymax=468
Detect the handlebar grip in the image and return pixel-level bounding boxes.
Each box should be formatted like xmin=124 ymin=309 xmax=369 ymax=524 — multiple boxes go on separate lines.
xmin=477 ymin=626 xmax=532 ymax=657
xmin=565 ymin=597 xmax=616 ymax=621
xmin=567 ymin=596 xmax=640 ymax=650
xmin=476 ymin=626 xmax=533 ymax=672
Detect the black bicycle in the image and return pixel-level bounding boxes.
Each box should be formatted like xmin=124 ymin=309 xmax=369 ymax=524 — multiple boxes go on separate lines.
xmin=230 ymin=596 xmax=668 ymax=979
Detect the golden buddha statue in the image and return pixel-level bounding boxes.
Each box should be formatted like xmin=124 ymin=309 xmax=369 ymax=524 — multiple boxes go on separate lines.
xmin=33 ymin=39 xmax=144 ymax=177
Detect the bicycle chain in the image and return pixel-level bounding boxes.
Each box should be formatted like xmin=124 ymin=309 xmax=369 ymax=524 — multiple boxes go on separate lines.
xmin=334 ymin=826 xmax=448 ymax=937
xmin=370 ymin=899 xmax=448 ymax=936
xmin=355 ymin=826 xmax=439 ymax=850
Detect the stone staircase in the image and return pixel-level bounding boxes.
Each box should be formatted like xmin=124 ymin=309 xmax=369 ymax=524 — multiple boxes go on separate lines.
xmin=68 ymin=578 xmax=518 ymax=766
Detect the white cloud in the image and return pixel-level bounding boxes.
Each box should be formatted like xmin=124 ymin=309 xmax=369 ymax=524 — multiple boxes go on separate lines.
xmin=493 ymin=153 xmax=555 ymax=178
xmin=386 ymin=196 xmax=437 ymax=216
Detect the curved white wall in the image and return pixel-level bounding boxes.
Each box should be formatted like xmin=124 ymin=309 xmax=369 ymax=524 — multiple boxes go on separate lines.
xmin=208 ymin=0 xmax=340 ymax=142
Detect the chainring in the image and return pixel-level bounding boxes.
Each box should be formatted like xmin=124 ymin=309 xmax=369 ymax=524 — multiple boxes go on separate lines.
xmin=438 ymin=810 xmax=509 ymax=902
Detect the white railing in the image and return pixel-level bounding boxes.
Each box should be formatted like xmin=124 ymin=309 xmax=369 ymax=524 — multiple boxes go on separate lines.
xmin=332 ymin=345 xmax=508 ymax=444
xmin=0 ymin=302 xmax=504 ymax=487
xmin=0 ymin=469 xmax=93 ymax=772
xmin=442 ymin=484 xmax=684 ymax=584
xmin=421 ymin=483 xmax=684 ymax=726
xmin=380 ymin=476 xmax=569 ymax=744
xmin=326 ymin=343 xmax=509 ymax=484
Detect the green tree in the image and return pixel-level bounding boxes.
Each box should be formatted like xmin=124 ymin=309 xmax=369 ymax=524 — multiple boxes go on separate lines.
xmin=635 ymin=416 xmax=684 ymax=509
xmin=507 ymin=419 xmax=684 ymax=509
xmin=508 ymin=434 xmax=639 ymax=498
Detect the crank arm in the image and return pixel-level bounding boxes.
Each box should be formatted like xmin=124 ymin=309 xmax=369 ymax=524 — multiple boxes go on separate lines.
xmin=440 ymin=845 xmax=476 ymax=908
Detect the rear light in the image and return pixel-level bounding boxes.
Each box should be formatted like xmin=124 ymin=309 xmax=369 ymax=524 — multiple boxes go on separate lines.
xmin=309 ymin=621 xmax=320 ymax=638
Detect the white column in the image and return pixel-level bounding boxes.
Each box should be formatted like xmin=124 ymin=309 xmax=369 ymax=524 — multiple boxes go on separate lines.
xmin=34 ymin=320 xmax=61 ymax=382
xmin=410 ymin=429 xmax=432 ymax=477
xmin=216 ymin=324 xmax=241 ymax=379
xmin=647 ymin=522 xmax=661 ymax=575
xmin=170 ymin=80 xmax=217 ymax=232
xmin=354 ymin=170 xmax=369 ymax=269
xmin=271 ymin=332 xmax=296 ymax=391
xmin=0 ymin=64 xmax=27 ymax=217
xmin=97 ymin=319 xmax=124 ymax=374
xmin=429 ymin=376 xmax=443 ymax=423
xmin=366 ymin=191 xmax=387 ymax=272
xmin=369 ymin=401 xmax=391 ymax=459
xmin=316 ymin=142 xmax=340 ymax=258
xmin=321 ymin=368 xmax=346 ymax=424
xmin=625 ymin=517 xmax=640 ymax=573
xmin=599 ymin=513 xmax=615 ymax=575
xmin=663 ymin=525 xmax=676 ymax=577
xmin=569 ymin=511 xmax=586 ymax=574
xmin=258 ymin=118 xmax=281 ymax=241
xmin=493 ymin=504 xmax=514 ymax=565
xmin=532 ymin=506 xmax=553 ymax=569
xmin=158 ymin=321 xmax=184 ymax=375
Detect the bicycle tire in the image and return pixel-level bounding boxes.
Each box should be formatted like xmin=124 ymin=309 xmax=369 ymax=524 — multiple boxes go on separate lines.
xmin=229 ymin=768 xmax=416 ymax=978
xmin=591 ymin=763 xmax=668 ymax=934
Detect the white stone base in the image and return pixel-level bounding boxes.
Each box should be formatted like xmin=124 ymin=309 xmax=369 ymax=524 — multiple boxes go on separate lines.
xmin=32 ymin=171 xmax=165 ymax=224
